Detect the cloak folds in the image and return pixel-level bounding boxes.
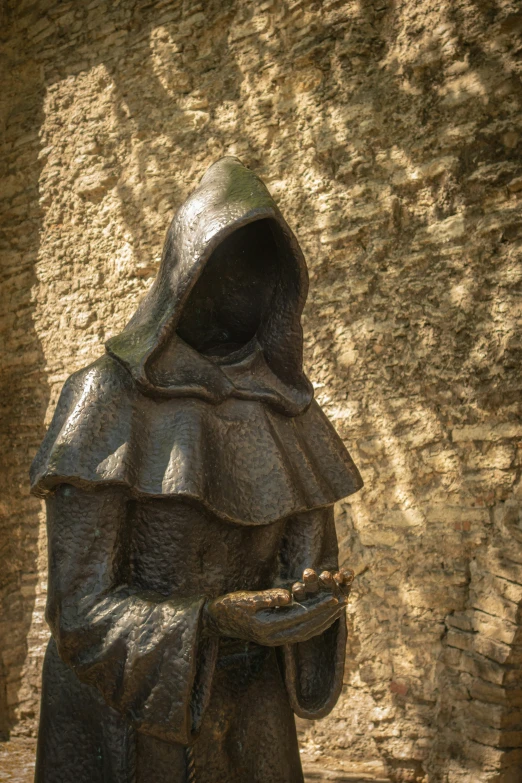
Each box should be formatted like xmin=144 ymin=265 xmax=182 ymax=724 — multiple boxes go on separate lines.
xmin=31 ymin=157 xmax=363 ymax=783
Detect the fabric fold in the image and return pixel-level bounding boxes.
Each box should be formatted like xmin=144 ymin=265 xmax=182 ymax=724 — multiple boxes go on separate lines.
xmin=277 ymin=506 xmax=348 ymax=720
xmin=46 ymin=484 xmax=218 ymax=747
xmin=30 ymin=355 xmax=363 ymax=525
xmin=105 ymin=157 xmax=313 ymax=412
xmin=281 ymin=615 xmax=347 ymax=719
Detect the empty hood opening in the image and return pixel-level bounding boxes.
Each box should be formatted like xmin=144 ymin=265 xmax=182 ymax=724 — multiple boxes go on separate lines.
xmin=176 ymin=219 xmax=279 ymax=358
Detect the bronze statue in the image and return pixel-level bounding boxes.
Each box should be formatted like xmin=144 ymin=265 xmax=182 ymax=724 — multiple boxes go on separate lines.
xmin=30 ymin=157 xmax=363 ymax=782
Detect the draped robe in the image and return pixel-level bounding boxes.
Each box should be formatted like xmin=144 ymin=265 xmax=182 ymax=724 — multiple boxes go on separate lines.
xmin=30 ymin=157 xmax=363 ymax=783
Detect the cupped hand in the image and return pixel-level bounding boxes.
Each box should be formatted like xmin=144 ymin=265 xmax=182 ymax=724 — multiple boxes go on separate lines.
xmin=205 ymin=587 xmax=344 ymax=647
xmin=290 ymin=567 xmax=354 ymax=602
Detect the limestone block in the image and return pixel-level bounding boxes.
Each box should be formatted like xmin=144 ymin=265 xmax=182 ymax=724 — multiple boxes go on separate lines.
xmin=452 ymin=423 xmax=522 ymax=442
xmin=468 ymin=700 xmax=522 ymax=730
xmin=469 ymin=679 xmax=522 ymax=708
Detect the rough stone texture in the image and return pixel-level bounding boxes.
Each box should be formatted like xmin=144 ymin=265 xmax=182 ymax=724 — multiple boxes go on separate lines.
xmin=0 ymin=5 xmax=50 ymax=738
xmin=0 ymin=739 xmax=37 ymax=783
xmin=0 ymin=1 xmax=521 ymax=781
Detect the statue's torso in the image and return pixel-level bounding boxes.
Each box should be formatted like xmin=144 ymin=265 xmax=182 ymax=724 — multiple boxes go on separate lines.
xmin=129 ymin=497 xmax=286 ymax=598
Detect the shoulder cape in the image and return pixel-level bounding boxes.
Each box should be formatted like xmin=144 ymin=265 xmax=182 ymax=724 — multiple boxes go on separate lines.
xmin=30 ymin=355 xmax=363 ymax=525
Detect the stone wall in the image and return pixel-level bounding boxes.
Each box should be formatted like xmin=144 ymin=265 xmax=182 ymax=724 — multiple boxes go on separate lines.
xmin=1 ymin=1 xmax=521 ymax=780
xmin=0 ymin=4 xmax=49 ymax=737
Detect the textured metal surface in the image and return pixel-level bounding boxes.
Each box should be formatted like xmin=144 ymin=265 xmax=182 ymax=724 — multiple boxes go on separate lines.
xmin=30 ymin=357 xmax=362 ymax=524
xmin=30 ymin=159 xmax=362 ymax=782
xmin=0 ymin=741 xmax=392 ymax=783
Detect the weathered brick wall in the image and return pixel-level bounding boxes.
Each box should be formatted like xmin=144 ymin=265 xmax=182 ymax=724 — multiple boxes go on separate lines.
xmin=1 ymin=1 xmax=521 ymax=780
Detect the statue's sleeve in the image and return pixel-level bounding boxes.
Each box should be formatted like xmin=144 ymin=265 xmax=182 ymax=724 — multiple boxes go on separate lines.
xmin=278 ymin=505 xmax=347 ymax=719
xmin=45 ymin=483 xmax=218 ymax=746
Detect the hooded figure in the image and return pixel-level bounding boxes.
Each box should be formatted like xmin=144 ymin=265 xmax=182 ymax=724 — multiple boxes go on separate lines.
xmin=30 ymin=158 xmax=363 ymax=783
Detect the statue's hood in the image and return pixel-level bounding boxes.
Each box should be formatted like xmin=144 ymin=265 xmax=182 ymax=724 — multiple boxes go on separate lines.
xmin=31 ymin=160 xmax=364 ymax=518
xmin=106 ymin=157 xmax=313 ymax=416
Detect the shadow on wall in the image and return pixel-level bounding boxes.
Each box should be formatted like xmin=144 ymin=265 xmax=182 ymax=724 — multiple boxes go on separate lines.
xmin=0 ymin=5 xmax=50 ymax=738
